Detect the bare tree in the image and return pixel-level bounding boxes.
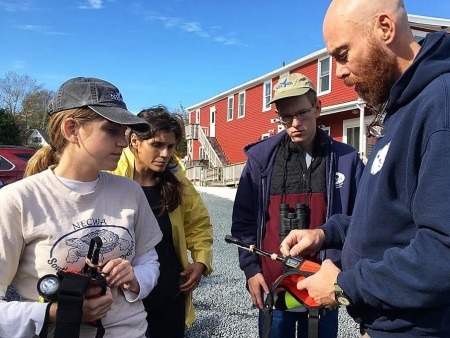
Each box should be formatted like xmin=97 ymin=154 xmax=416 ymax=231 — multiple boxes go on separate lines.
xmin=22 ymin=89 xmax=53 ymax=129
xmin=0 ymin=71 xmax=42 ymax=115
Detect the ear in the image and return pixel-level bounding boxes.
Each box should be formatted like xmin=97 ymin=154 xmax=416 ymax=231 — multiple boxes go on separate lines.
xmin=61 ymin=118 xmax=79 ymax=144
xmin=315 ymin=100 xmax=322 ymax=118
xmin=130 ymin=132 xmax=139 ymax=149
xmin=376 ymin=14 xmax=395 ymax=44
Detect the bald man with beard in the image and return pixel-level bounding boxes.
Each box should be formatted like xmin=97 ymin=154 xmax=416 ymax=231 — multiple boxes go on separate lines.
xmin=280 ymin=0 xmax=450 ymax=337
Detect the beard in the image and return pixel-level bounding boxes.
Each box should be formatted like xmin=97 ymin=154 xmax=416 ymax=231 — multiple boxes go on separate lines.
xmin=344 ymin=36 xmax=401 ymax=107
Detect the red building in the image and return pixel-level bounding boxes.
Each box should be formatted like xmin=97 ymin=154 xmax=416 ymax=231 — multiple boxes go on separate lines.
xmin=185 ymin=15 xmax=450 ymax=184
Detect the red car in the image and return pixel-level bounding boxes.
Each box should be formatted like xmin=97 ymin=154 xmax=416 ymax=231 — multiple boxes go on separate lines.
xmin=0 ymin=146 xmax=36 ymax=187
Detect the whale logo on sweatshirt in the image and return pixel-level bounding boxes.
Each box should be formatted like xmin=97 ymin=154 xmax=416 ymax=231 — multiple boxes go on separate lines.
xmin=371 ymin=142 xmax=391 ymax=175
xmin=335 ymin=172 xmax=345 ymax=188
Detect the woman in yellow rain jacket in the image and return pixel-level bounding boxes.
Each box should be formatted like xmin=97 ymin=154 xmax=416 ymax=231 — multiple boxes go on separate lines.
xmin=112 ymin=105 xmax=213 ymax=338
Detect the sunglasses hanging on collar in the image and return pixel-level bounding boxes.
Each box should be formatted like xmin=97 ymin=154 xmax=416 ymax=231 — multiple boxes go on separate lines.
xmin=366 ymin=102 xmax=387 ymax=139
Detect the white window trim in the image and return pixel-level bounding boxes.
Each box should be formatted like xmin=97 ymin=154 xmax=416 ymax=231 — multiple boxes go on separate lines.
xmin=195 ymin=109 xmax=200 ymax=124
xmin=261 ymin=132 xmax=270 ymax=140
xmin=238 ymin=91 xmax=246 ymax=118
xmin=317 ymin=56 xmax=331 ymax=96
xmin=343 ymin=117 xmax=371 ymax=141
xmin=210 ymin=106 xmax=216 ymax=120
xmin=199 ymin=146 xmax=207 ymax=160
xmin=342 ymin=115 xmax=373 ymax=155
xmin=262 ymin=80 xmax=272 ymax=112
xmin=227 ymin=95 xmax=234 ymax=121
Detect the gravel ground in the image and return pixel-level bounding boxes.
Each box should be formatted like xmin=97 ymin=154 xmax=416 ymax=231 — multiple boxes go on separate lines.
xmin=185 ymin=186 xmax=360 ymax=338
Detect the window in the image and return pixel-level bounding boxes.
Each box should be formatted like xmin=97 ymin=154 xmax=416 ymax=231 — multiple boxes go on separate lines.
xmin=238 ymin=91 xmax=245 ymax=118
xmin=261 ymin=133 xmax=270 ymax=140
xmin=347 ymin=126 xmax=360 ymax=150
xmin=199 ymin=146 xmax=208 ymax=160
xmin=0 ymin=156 xmax=14 ymax=170
xmin=227 ymin=96 xmax=234 ymax=121
xmin=195 ymin=109 xmax=200 ymax=124
xmin=343 ymin=116 xmax=373 ymax=159
xmin=263 ymin=81 xmax=272 ymax=111
xmin=318 ymin=56 xmax=331 ymax=95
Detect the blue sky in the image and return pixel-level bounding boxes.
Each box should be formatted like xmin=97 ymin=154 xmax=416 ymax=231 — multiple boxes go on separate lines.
xmin=1 ymin=0 xmax=449 ymax=113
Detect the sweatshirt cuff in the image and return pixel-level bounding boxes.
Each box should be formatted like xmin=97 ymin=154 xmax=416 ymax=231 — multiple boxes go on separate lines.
xmin=336 ymin=270 xmax=361 ymax=307
xmin=320 ymin=216 xmax=346 ymax=249
xmin=244 ymin=264 xmax=262 ymax=281
xmin=33 ymin=302 xmax=51 ymax=336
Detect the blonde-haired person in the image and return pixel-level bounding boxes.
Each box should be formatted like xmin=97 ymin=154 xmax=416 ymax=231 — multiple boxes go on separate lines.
xmin=0 ymin=77 xmax=162 ymax=338
xmin=112 ymin=105 xmax=213 ymax=338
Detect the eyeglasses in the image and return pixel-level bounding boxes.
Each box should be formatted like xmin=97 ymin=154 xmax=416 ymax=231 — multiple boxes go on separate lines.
xmin=278 ymin=104 xmax=317 ymax=124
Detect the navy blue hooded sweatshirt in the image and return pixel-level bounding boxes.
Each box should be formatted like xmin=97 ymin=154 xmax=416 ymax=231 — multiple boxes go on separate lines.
xmin=324 ymin=31 xmax=450 ymax=337
xmin=231 ymin=128 xmax=364 ymax=281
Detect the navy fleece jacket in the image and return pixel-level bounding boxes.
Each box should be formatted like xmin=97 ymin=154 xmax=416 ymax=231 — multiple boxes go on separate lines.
xmin=323 ymin=31 xmax=450 ymax=337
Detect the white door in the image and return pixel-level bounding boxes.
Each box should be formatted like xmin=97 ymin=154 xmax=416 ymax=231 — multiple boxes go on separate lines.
xmin=209 ymin=107 xmax=216 ymax=137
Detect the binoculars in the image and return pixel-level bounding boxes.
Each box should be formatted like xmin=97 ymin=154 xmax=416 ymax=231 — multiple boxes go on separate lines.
xmin=279 ymin=203 xmax=309 ymax=241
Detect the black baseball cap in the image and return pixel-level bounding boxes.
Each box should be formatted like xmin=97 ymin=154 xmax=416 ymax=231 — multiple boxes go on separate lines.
xmin=47 ymin=77 xmax=150 ymax=132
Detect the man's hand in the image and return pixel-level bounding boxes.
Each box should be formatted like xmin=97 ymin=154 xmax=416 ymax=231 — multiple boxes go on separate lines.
xmin=247 ymin=273 xmax=269 ymax=309
xmin=296 ymin=259 xmax=340 ymax=308
xmin=279 ymin=229 xmax=325 ymax=257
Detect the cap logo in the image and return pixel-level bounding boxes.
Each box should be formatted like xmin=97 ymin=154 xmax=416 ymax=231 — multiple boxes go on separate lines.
xmin=110 ymin=91 xmax=124 ymax=102
xmin=275 ymin=79 xmax=293 ymax=90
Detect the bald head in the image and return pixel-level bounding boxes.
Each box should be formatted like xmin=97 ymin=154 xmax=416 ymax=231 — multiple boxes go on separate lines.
xmin=321 ymin=0 xmax=421 ymax=106
xmin=323 ymin=0 xmax=419 ymax=79
xmin=324 ymin=0 xmax=407 ymax=36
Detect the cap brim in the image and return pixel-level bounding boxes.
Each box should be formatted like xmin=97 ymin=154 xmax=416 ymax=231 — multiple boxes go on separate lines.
xmin=89 ymin=106 xmax=150 ymax=132
xmin=269 ymin=87 xmax=311 ymax=104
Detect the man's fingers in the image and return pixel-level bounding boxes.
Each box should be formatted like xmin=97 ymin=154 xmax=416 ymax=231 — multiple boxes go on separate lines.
xmin=296 ymin=277 xmax=308 ymax=291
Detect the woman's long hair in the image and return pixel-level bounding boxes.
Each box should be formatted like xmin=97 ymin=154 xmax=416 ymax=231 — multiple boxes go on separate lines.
xmin=24 ymin=108 xmax=99 ymax=177
xmin=131 ymin=105 xmax=184 ymax=214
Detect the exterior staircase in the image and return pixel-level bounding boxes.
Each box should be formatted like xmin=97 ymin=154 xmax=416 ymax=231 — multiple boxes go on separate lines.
xmin=207 ymin=137 xmax=229 ymax=166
